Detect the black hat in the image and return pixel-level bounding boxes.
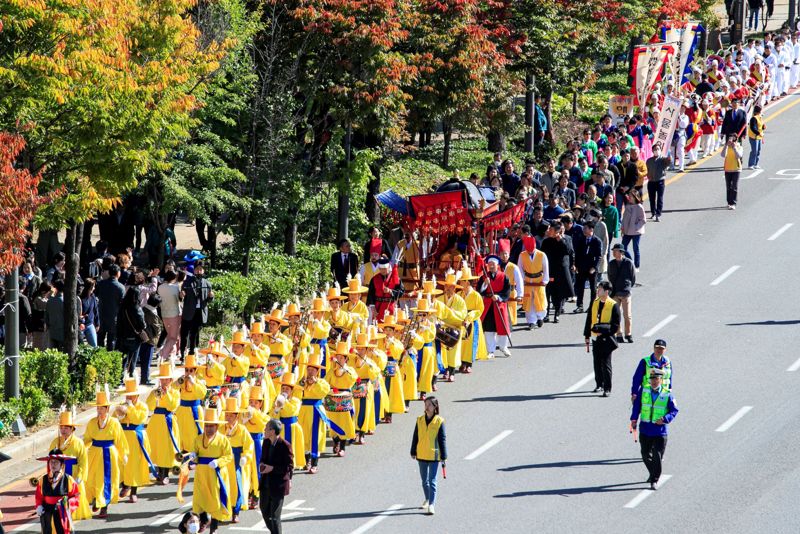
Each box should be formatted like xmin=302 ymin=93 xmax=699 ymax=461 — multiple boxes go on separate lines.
xmin=611 ymin=243 xmax=625 ymax=252
xmin=654 ymin=339 xmax=667 ymax=348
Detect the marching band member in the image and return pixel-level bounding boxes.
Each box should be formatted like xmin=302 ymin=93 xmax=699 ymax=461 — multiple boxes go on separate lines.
xmin=225 ymin=331 xmax=252 ymax=407
xmin=518 ymin=236 xmax=549 ymax=330
xmin=221 ymin=398 xmax=255 ymax=523
xmin=244 ymin=385 xmax=269 ymax=509
xmin=411 ymin=298 xmax=438 ymax=400
xmin=272 ymin=372 xmax=306 ymax=469
xmin=190 ymin=408 xmax=233 ymax=534
xmin=198 ymin=341 xmax=226 ymax=389
xmin=436 ymin=271 xmax=467 ymax=382
xmin=326 ymin=284 xmax=352 ymax=336
xmin=176 ymin=354 xmax=207 ymax=453
xmin=285 ymin=301 xmax=311 ymax=378
xmin=48 ymin=410 xmax=91 ymax=520
xmin=397 ymin=307 xmax=421 ymax=406
xmin=458 ymin=264 xmax=488 ymax=372
xmin=420 ymin=278 xmax=446 ymax=390
xmin=83 ymin=388 xmax=127 ymax=518
xmin=341 ymin=275 xmax=370 ymax=324
xmin=326 ymin=341 xmax=357 ymax=456
xmin=351 ymin=332 xmax=380 ymax=443
xmin=366 ymin=325 xmax=388 ymax=428
xmin=306 ymin=297 xmax=332 ymax=378
xmin=35 ymin=449 xmax=80 ymax=534
xmin=146 ymin=361 xmax=181 ymax=485
xmin=377 ymin=313 xmax=406 ymax=422
xmin=265 ymin=307 xmax=292 ymax=387
xmin=244 ymin=319 xmax=270 ymax=369
xmin=116 ymin=377 xmax=156 ymax=503
xmin=298 ymin=352 xmax=331 ymax=474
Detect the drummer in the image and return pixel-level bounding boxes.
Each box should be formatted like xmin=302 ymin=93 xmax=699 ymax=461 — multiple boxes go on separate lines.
xmin=306 ymin=297 xmax=332 ymax=378
xmin=325 ymin=341 xmax=357 ymax=456
xmin=411 ymin=298 xmax=438 ymax=400
xmin=341 ymin=275 xmax=369 ymax=326
xmin=271 ymin=373 xmax=306 ymax=469
xmin=377 ymin=313 xmax=406 ymax=422
xmin=457 ymin=263 xmax=488 ymax=371
xmin=297 ymin=353 xmax=331 ymax=474
xmin=175 ymin=354 xmax=208 ymax=453
xmin=351 ymin=332 xmax=380 ymax=443
xmin=436 ymin=270 xmax=468 ymax=382
xmin=326 ymin=284 xmax=352 ymax=338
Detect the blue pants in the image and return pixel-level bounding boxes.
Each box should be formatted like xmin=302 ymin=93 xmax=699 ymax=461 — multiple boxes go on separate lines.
xmin=622 ymin=234 xmax=641 ymax=269
xmin=748 ymin=7 xmax=759 ymax=29
xmin=418 ymin=460 xmax=439 ymax=506
xmin=748 ymin=138 xmax=761 ymax=167
xmin=83 ymin=323 xmax=98 ymax=347
xmin=138 ymin=343 xmax=154 ymax=383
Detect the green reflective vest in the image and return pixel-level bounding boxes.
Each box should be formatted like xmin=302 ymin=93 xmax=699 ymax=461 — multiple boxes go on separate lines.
xmin=641 ymin=355 xmax=672 ymax=390
xmin=641 ymin=387 xmax=670 ymax=423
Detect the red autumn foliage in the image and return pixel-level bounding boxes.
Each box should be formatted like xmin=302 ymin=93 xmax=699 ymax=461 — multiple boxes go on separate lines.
xmin=654 ymin=0 xmax=700 ymax=20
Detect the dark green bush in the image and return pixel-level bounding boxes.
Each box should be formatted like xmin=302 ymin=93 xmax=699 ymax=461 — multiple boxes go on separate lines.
xmin=19 ymin=349 xmax=70 ymax=407
xmin=12 ymin=386 xmax=51 ymax=427
xmin=71 ymin=345 xmax=124 ymax=404
xmin=0 ymin=401 xmax=20 ymax=438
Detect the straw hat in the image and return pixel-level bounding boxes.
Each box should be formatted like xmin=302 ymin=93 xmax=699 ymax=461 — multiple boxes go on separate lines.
xmin=411 ymin=298 xmax=437 ymax=315
xmin=249 ymin=385 xmax=266 ymax=402
xmin=58 ymin=410 xmax=77 ymax=428
xmin=250 ymin=319 xmax=266 ymax=336
xmin=180 ymin=353 xmax=199 ymax=369
xmin=459 ymin=263 xmax=479 ymax=281
xmin=309 ymin=297 xmax=328 ymax=313
xmin=274 ymin=372 xmax=299 ymax=391
xmin=224 ymin=396 xmax=245 ymax=414
xmin=422 ymin=278 xmax=443 ymax=296
xmin=152 ymin=361 xmax=175 ymax=379
xmin=264 ymin=307 xmax=289 ymax=326
xmin=396 ymin=307 xmax=411 ymax=324
xmin=353 ymin=332 xmax=375 ymax=349
xmin=438 ymin=270 xmax=461 ymax=287
xmin=379 ymin=314 xmax=404 ymax=331
xmin=325 ymin=284 xmax=345 ymax=301
xmin=118 ymin=377 xmax=143 ymax=397
xmin=286 ymin=300 xmax=302 ymax=317
xmin=201 ymin=408 xmax=226 ymax=425
xmin=230 ymin=330 xmax=248 ymax=346
xmin=305 ymin=352 xmax=324 ymax=370
xmin=90 ymin=388 xmax=113 ymax=407
xmin=368 ymin=324 xmax=385 ymax=342
xmin=341 ymin=275 xmax=368 ymax=294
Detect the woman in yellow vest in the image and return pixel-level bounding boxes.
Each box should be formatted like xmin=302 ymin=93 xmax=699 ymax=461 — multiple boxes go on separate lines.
xmin=175 ymin=354 xmax=207 ymax=452
xmin=116 ymin=377 xmax=156 ymax=502
xmin=721 ymin=133 xmax=744 ymax=209
xmin=48 ymin=410 xmax=91 ymax=520
xmin=297 ymin=352 xmax=330 ymax=474
xmin=326 ymin=341 xmax=357 ymax=456
xmin=271 ymin=372 xmax=306 ymax=469
xmin=436 ymin=271 xmax=468 ymax=382
xmin=190 ymin=408 xmax=233 ymax=533
xmin=244 ymin=384 xmax=269 ymax=509
xmin=583 ymin=281 xmax=621 ymax=397
xmin=410 ymin=396 xmax=447 ymax=516
xmin=83 ymin=388 xmax=127 ymax=518
xmin=412 ymin=298 xmax=438 ymax=400
xmin=341 ymin=275 xmax=369 ymax=325
xmin=146 ymin=361 xmax=181 ymax=485
xmin=377 ymin=314 xmax=406 ymax=422
xmin=351 ymin=332 xmax=379 ymax=442
xmin=397 ymin=308 xmax=422 ymax=407
xmin=457 ymin=264 xmax=487 ymax=371
xmin=747 ymin=104 xmax=765 ymax=169
xmin=221 ymin=398 xmax=254 ymax=522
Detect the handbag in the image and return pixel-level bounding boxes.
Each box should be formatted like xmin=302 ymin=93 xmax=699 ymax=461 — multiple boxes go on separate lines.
xmin=126 ymin=309 xmax=149 ymax=342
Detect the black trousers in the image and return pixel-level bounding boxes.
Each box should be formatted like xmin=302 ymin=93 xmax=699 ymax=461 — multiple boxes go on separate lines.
xmin=260 ymin=492 xmax=284 ymax=534
xmin=639 ymin=434 xmax=668 ymax=482
xmin=98 ymin=326 xmax=117 ymax=351
xmin=647 ymin=179 xmax=665 ymax=217
xmin=592 ymin=345 xmax=613 ymax=392
xmin=724 ymin=171 xmax=740 ymax=206
xmin=40 ymin=509 xmax=65 ymax=534
xmin=180 ymin=314 xmax=203 ymax=356
xmin=574 ymin=270 xmax=597 ymax=308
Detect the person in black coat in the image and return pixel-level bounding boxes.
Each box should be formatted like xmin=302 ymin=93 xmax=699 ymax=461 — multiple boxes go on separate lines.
xmin=721 ymin=99 xmax=747 ymax=139
xmin=180 ymin=261 xmax=214 ymax=359
xmin=259 ymin=419 xmax=294 ymax=534
xmin=583 ymin=281 xmax=622 ymax=397
xmin=330 ymin=239 xmax=359 ymax=289
xmin=116 ymin=285 xmax=146 ymax=379
xmin=540 ymin=221 xmax=575 ymax=323
xmin=572 ymin=221 xmax=603 ymax=313
xmin=96 ymin=264 xmax=125 ymax=350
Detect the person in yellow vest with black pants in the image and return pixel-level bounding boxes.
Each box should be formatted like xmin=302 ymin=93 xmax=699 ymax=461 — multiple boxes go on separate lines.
xmin=630 ymin=369 xmax=678 ymax=490
xmin=410 ymin=396 xmax=446 ymax=516
xmin=721 ymin=134 xmax=743 ymax=210
xmin=583 ymin=281 xmax=621 ymax=397
xmin=747 ymin=104 xmax=765 ymax=170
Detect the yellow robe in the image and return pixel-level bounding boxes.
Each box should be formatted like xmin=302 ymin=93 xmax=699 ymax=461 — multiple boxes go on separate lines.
xmin=401 ymin=331 xmax=424 ymax=402
xmin=416 ymin=322 xmax=437 ymax=393
xmin=49 ymin=434 xmax=92 ymax=520
xmin=298 ymin=378 xmax=331 ymax=458
xmin=117 ymin=400 xmax=154 ymax=487
xmin=275 ymin=396 xmax=306 ymax=469
xmin=244 ymin=408 xmax=269 ymax=496
xmin=461 ymin=289 xmax=489 ymax=362
xmin=244 ymin=342 xmax=270 ymax=369
xmin=199 ymin=360 xmax=225 ymax=388
xmin=342 ymin=299 xmax=369 ymax=326
xmin=285 ymin=325 xmax=310 ymax=378
xmin=191 ymin=432 xmax=233 ymax=521
xmin=176 ymin=379 xmax=207 ymax=452
xmin=367 ymin=348 xmax=388 ymax=422
xmin=437 ymin=293 xmax=467 ymax=368
xmin=223 ymin=352 xmax=251 ymax=411
xmin=83 ymin=416 xmax=128 ymax=508
xmin=504 ymin=262 xmax=520 ymax=325
xmin=307 ymin=319 xmax=332 ymax=377
xmin=326 ymin=308 xmax=353 ymax=335
xmin=146 ymin=387 xmax=181 ymax=468
xmin=395 ymin=238 xmax=421 ymax=290
xmin=520 ymin=249 xmax=547 ymax=313
xmin=221 ymin=422 xmax=254 ymax=514
xmin=326 ymin=365 xmax=357 ymax=439
xmin=361 ymin=262 xmax=379 ymax=287
xmin=380 ymin=337 xmax=406 ymax=413
xmin=352 ymin=358 xmax=379 ymax=433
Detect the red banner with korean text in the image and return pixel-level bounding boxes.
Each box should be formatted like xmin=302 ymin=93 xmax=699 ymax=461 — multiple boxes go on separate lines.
xmin=482 ymin=203 xmax=525 ymax=232
xmin=409 ymin=190 xmax=472 ymax=235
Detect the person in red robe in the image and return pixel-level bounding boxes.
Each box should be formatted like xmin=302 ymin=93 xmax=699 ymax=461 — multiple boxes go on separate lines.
xmin=366 ymin=259 xmax=403 ymax=322
xmin=477 ymin=255 xmax=511 ymax=358
xmin=35 ymin=449 xmax=80 ymax=534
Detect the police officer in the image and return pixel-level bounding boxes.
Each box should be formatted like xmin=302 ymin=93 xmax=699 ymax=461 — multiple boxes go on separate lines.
xmin=630 ymin=339 xmax=672 ymax=402
xmin=630 ymin=368 xmax=678 ymax=490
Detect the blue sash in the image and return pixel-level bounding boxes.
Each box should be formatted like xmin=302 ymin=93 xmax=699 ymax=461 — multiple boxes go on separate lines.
xmin=301 ymin=399 xmax=344 ymax=458
xmin=91 ymin=439 xmax=114 ymax=505
xmin=179 ymin=399 xmax=202 ymax=434
xmin=250 ymin=432 xmax=264 ymax=466
xmin=154 ymin=407 xmax=181 ymax=454
xmin=231 ymin=446 xmax=244 ymax=514
xmin=121 ymin=424 xmax=158 ymax=477
xmin=471 ymin=319 xmax=480 ymax=362
xmin=279 ymin=416 xmax=298 ymax=445
xmin=311 ymin=338 xmax=328 ymax=378
xmin=434 ymin=340 xmax=446 ymax=373
xmin=197 ymin=456 xmax=228 ymax=509
xmin=64 ymin=458 xmax=77 ymax=478
xmin=227 ymin=376 xmax=246 ymax=384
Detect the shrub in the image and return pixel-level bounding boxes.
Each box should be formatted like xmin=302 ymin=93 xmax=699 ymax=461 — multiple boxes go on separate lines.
xmin=19 ymin=349 xmax=70 ymax=407
xmin=71 ymin=345 xmax=124 ymax=404
xmin=12 ymin=386 xmax=51 ymax=427
xmin=0 ymin=401 xmax=20 ymax=438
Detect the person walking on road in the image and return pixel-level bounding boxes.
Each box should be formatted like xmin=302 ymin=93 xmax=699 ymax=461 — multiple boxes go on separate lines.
xmin=645 ymin=146 xmax=671 ymax=222
xmin=630 ymin=369 xmax=678 ymax=490
xmin=631 ymin=339 xmax=672 ymax=401
xmin=573 ymin=221 xmax=602 ymax=314
xmin=411 ymin=396 xmax=447 ymax=516
xmin=620 ymin=190 xmax=646 ymax=270
xmin=259 ymin=419 xmax=293 ymax=534
xmin=608 ymin=243 xmax=636 ymax=344
xmin=583 ymin=281 xmax=621 ymax=397
xmin=747 ymin=105 xmax=766 ymax=169
xmin=721 ymin=134 xmax=744 ymax=210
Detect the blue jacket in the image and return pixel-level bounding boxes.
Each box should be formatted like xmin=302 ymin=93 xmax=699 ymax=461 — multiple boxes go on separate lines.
xmin=631 ymin=354 xmax=672 ymax=397
xmin=631 ymin=387 xmax=678 ymax=437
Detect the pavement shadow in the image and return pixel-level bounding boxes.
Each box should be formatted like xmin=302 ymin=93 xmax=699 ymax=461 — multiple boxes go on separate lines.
xmin=498 ymin=458 xmax=640 ymax=472
xmin=726 ymin=320 xmax=800 ymax=326
xmin=454 ymin=393 xmax=598 ymax=403
xmin=512 ymin=343 xmax=586 ymax=349
xmin=662 ymin=206 xmax=729 ymax=213
xmin=494 ymin=481 xmax=645 ymax=498
xmin=285 ymin=506 xmax=419 ymax=523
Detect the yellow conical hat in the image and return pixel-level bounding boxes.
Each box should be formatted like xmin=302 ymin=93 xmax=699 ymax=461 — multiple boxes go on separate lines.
xmin=202 ymin=408 xmax=225 ymax=425
xmin=58 ymin=410 xmax=77 ymax=427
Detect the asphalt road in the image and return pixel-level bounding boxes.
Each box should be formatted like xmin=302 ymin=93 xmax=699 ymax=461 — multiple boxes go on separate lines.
xmin=4 ymin=94 xmax=800 ymax=534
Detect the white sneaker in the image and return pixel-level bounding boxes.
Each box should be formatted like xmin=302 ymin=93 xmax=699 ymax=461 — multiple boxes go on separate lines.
xmin=500 ymin=347 xmax=512 ymax=357
xmin=427 ymin=504 xmax=435 ymax=515
xmin=487 ymin=353 xmax=495 ymax=359
xmin=421 ymin=500 xmax=428 ymax=512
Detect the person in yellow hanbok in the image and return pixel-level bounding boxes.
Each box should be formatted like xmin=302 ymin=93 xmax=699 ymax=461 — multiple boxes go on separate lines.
xmin=436 ymin=271 xmax=468 ymax=382
xmin=198 ymin=342 xmax=226 ymax=389
xmin=175 ymin=354 xmax=207 ymax=452
xmin=326 ymin=285 xmax=353 ymax=341
xmin=341 ymin=275 xmax=369 ymax=326
xmin=518 ymin=236 xmax=550 ymax=328
xmin=366 ymin=325 xmax=388 ymax=429
xmin=224 ymin=333 xmax=252 ymax=410
xmin=306 ymin=297 xmax=332 ymax=378
xmin=146 ymin=361 xmax=181 ymax=485
xmin=350 ymin=332 xmax=379 ymax=443
xmin=420 ymin=278 xmax=446 ymax=390
xmin=377 ymin=313 xmax=406 ymax=422
xmin=244 ymin=319 xmax=270 ymax=369
xmin=48 ymin=410 xmax=91 ymax=520
xmin=190 ymin=408 xmax=233 ymax=533
xmin=271 ymin=373 xmax=306 ymax=469
xmin=284 ymin=302 xmax=308 ymax=376
xmin=458 ymin=264 xmax=488 ymax=371
xmin=220 ymin=398 xmax=254 ymax=523
xmin=116 ymin=378 xmax=156 ymax=502
xmin=83 ymin=389 xmax=127 ymax=517
xmin=412 ymin=298 xmax=438 ymax=399
xmin=265 ymin=308 xmax=292 ymax=385
xmin=297 ymin=352 xmax=330 ymax=474
xmin=396 ymin=308 xmax=421 ymax=407
xmin=244 ymin=384 xmax=269 ymax=509
xmin=499 ymin=239 xmax=524 ymax=326
xmin=326 ymin=341 xmax=357 ymax=456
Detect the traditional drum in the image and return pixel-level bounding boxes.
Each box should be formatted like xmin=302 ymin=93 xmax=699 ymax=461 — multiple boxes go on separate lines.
xmin=267 ymin=359 xmax=287 ymax=379
xmin=435 ymin=324 xmax=461 ymax=348
xmin=324 ymin=391 xmax=354 ymax=413
xmin=352 ymin=381 xmax=369 ymax=399
xmin=384 ymin=360 xmax=398 ymax=377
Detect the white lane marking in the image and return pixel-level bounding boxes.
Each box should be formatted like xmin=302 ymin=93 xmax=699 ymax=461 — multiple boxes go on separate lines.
xmin=642 ymin=315 xmax=677 ymax=338
xmin=565 ymin=372 xmax=595 ymax=393
xmin=769 ymin=169 xmax=800 ymax=180
xmin=767 ymin=223 xmax=793 ymax=241
xmin=149 ymin=500 xmax=193 ymax=526
xmin=715 ymin=406 xmax=753 ymax=432
xmin=12 ymin=522 xmax=40 ymax=532
xmin=464 ymin=430 xmax=514 ymax=460
xmin=348 ymin=504 xmax=404 ymax=534
xmin=623 ymin=475 xmax=672 ymax=508
xmin=787 ymin=357 xmax=800 ymax=372
xmin=741 ymin=168 xmax=763 ymax=180
xmin=231 ymin=520 xmax=267 ymax=531
xmin=710 ymin=265 xmax=740 ymax=286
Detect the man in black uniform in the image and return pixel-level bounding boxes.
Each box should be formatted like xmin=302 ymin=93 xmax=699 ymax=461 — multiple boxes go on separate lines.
xmin=583 ymin=281 xmax=621 ymax=397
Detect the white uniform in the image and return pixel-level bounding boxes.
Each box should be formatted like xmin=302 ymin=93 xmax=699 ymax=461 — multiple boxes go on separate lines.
xmin=762 ymin=53 xmax=779 ymax=99
xmin=791 ymin=40 xmax=800 ymax=88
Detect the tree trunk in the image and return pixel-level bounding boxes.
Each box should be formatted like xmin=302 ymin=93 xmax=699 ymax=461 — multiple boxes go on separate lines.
xmin=572 ymin=92 xmax=578 ymax=116
xmin=365 ymin=161 xmax=381 ymax=223
xmin=284 ymin=220 xmax=297 ymax=256
xmin=35 ymin=229 xmax=60 ymax=269
xmin=627 ymin=34 xmax=643 ymax=87
xmin=418 ymin=130 xmax=427 ymax=148
xmin=441 ymin=121 xmax=452 ymax=168
xmin=240 ymin=214 xmax=251 ymax=277
xmin=79 ymin=220 xmax=95 ymax=277
xmin=543 ymin=87 xmax=555 ymax=145
xmin=487 ymin=130 xmax=505 ymax=153
xmin=337 ymin=123 xmax=353 ymax=243
xmin=425 ymin=130 xmax=432 ymax=147
xmin=524 ymin=73 xmax=535 ymax=152
xmin=208 ymin=218 xmax=218 ymax=269
xmin=63 ymin=221 xmax=83 ymax=363
xmin=613 ymin=53 xmax=618 ymax=73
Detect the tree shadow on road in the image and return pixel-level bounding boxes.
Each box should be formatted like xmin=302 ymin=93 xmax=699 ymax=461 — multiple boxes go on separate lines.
xmin=726 ymin=319 xmax=800 ymax=326
xmin=661 ymin=206 xmax=729 ymax=213
xmin=494 ymin=480 xmax=645 ymax=498
xmin=511 ymin=343 xmax=587 ymax=349
xmin=454 ymin=392 xmax=598 ymax=403
xmin=284 ymin=507 xmax=420 ymax=523
xmin=498 ymin=458 xmax=640 ymax=472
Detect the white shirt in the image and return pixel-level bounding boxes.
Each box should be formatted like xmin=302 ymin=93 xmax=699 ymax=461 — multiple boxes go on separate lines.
xmin=157 ymin=282 xmax=182 ymax=318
